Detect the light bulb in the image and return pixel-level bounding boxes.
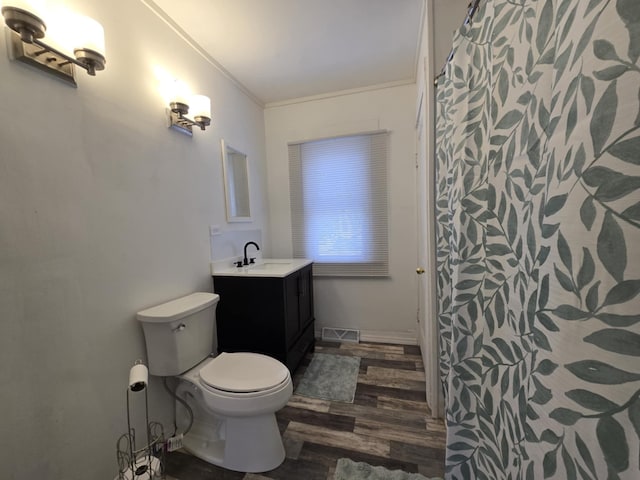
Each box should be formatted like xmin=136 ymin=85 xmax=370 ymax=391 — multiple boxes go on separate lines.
xmin=73 ymin=14 xmax=105 ymax=56
xmin=190 ymin=94 xmax=211 ymax=120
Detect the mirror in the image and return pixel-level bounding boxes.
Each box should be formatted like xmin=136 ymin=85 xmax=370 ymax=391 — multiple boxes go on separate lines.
xmin=221 ymin=139 xmax=252 ymax=222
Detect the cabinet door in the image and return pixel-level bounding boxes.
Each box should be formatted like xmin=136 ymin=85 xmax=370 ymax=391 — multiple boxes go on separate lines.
xmin=284 ymin=273 xmax=300 ymax=347
xmin=214 ymin=276 xmax=287 ymax=358
xmin=298 ymin=265 xmax=314 ymax=330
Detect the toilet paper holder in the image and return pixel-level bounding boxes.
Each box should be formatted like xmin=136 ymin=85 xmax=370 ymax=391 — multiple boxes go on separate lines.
xmin=115 ymin=360 xmax=166 ymax=480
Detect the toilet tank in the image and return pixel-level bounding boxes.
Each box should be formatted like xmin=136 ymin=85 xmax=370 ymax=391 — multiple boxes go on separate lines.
xmin=136 ymin=292 xmax=220 ymax=376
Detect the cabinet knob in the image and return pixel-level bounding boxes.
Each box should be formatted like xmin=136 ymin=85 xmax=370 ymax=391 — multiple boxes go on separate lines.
xmin=416 ymin=267 xmax=425 ymax=275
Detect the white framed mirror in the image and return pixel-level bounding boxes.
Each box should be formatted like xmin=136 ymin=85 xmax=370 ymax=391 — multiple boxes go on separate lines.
xmin=221 ymin=139 xmax=252 ymax=222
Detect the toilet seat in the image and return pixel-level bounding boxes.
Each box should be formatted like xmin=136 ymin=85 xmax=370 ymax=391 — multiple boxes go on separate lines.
xmin=198 ymin=352 xmax=289 ymax=395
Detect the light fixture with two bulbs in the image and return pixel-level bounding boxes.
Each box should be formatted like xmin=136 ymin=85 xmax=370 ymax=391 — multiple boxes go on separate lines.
xmin=166 ymin=83 xmax=212 ymax=136
xmin=1 ymin=0 xmax=106 ymax=86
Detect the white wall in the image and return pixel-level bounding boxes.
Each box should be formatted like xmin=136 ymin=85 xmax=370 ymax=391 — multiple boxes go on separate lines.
xmin=0 ymin=1 xmax=268 ymax=478
xmin=264 ymin=84 xmax=418 ymax=342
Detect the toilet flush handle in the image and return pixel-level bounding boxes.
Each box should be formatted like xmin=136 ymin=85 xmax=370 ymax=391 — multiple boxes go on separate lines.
xmin=173 ymin=323 xmax=186 ymax=332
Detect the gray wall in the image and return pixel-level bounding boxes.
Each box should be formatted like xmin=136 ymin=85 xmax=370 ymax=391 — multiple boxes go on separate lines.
xmin=0 ymin=1 xmax=268 ymax=478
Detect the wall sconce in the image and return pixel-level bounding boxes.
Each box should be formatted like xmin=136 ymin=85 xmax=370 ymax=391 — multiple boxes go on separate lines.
xmin=1 ymin=0 xmax=106 ymax=86
xmin=168 ymin=93 xmax=212 ymax=136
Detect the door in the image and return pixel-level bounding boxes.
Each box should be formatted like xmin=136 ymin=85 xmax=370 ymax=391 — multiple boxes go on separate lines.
xmin=416 ymin=94 xmax=428 ymax=333
xmin=416 ymin=90 xmax=443 ymax=418
xmin=284 ymin=273 xmax=300 ymax=347
xmin=297 ymin=265 xmax=313 ymax=331
xmin=416 ymin=0 xmax=444 ymax=418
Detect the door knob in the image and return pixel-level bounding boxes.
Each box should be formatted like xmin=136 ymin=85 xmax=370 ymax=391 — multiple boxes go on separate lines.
xmin=416 ymin=267 xmax=425 ymax=274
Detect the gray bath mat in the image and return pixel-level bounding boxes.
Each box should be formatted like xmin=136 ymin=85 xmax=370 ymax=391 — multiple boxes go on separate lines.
xmin=334 ymin=458 xmax=441 ymax=480
xmin=295 ymin=353 xmax=360 ymax=403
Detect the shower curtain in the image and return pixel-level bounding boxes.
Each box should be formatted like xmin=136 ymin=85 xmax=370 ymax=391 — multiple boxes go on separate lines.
xmin=435 ymin=0 xmax=639 ymax=479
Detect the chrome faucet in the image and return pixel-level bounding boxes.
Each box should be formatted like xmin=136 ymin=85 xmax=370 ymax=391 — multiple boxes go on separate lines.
xmin=243 ymin=241 xmax=260 ymax=266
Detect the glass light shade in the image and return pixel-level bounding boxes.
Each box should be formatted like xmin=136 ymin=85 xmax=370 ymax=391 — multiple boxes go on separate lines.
xmin=190 ymin=95 xmax=211 ymax=119
xmin=73 ymin=14 xmax=105 ymax=56
xmin=43 ymin=6 xmax=75 ymax=55
xmin=169 ymin=80 xmax=190 ymax=107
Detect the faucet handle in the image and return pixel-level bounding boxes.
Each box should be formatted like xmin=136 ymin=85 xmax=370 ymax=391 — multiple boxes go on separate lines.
xmin=234 ymin=261 xmax=243 ymax=268
xmin=249 ymin=257 xmax=256 ymax=264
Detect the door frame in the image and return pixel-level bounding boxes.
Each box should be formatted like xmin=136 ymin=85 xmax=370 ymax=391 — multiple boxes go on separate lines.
xmin=416 ymin=0 xmax=444 ymax=419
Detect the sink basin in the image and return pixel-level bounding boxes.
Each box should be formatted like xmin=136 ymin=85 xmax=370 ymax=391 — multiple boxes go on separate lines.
xmin=249 ymin=261 xmax=292 ymax=270
xmin=211 ymin=258 xmax=312 ymax=278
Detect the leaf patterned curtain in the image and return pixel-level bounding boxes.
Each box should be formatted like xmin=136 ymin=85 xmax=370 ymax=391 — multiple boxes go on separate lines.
xmin=435 ymin=0 xmax=640 ymax=478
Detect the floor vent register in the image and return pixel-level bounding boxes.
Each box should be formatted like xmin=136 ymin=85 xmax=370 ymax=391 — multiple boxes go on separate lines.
xmin=321 ymin=327 xmax=360 ymax=343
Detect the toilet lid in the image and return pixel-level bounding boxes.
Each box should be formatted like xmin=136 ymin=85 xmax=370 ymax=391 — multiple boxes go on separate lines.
xmin=199 ymin=352 xmax=289 ymax=393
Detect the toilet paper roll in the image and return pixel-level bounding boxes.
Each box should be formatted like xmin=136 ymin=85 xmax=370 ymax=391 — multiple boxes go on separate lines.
xmin=129 ymin=363 xmax=148 ymax=392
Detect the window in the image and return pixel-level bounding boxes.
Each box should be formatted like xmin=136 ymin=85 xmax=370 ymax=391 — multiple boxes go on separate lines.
xmin=288 ymin=131 xmax=389 ymax=276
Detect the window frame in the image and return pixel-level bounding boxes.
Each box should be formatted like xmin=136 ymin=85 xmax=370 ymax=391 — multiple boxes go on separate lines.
xmin=288 ymin=130 xmax=389 ymax=277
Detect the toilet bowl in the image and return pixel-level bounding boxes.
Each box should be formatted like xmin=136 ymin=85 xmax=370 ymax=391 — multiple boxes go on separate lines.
xmin=176 ymin=353 xmax=292 ymax=472
xmin=136 ymin=292 xmax=293 ymax=473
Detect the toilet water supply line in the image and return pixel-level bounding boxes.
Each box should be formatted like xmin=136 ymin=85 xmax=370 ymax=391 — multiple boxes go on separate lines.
xmin=128 ymin=361 xmax=193 ymax=459
xmin=163 ymin=377 xmax=195 ymax=440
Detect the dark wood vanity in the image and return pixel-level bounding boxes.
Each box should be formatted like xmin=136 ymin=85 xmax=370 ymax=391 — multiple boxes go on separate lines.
xmin=212 ymin=262 xmax=315 ymax=373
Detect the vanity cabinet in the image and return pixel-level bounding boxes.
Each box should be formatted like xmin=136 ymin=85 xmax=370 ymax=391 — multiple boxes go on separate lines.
xmin=212 ymin=263 xmax=315 ymax=373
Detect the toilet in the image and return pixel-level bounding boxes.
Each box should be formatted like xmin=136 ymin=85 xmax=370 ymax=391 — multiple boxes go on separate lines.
xmin=136 ymin=292 xmax=293 ymax=473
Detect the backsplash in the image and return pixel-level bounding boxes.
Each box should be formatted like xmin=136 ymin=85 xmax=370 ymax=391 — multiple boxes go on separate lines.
xmin=210 ymin=228 xmax=263 ymax=263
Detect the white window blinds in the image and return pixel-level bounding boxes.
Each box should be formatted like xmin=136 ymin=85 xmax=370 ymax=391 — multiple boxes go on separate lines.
xmin=288 ymin=131 xmax=389 ymax=277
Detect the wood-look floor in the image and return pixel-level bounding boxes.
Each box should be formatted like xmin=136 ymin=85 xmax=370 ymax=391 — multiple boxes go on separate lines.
xmin=165 ymin=341 xmax=446 ymax=479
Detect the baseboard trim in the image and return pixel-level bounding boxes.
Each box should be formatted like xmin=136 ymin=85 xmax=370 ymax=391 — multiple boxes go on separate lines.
xmin=317 ymin=329 xmax=418 ymax=345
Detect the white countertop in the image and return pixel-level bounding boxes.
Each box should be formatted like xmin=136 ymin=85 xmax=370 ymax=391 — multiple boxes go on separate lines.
xmin=211 ymin=258 xmax=313 ymax=278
